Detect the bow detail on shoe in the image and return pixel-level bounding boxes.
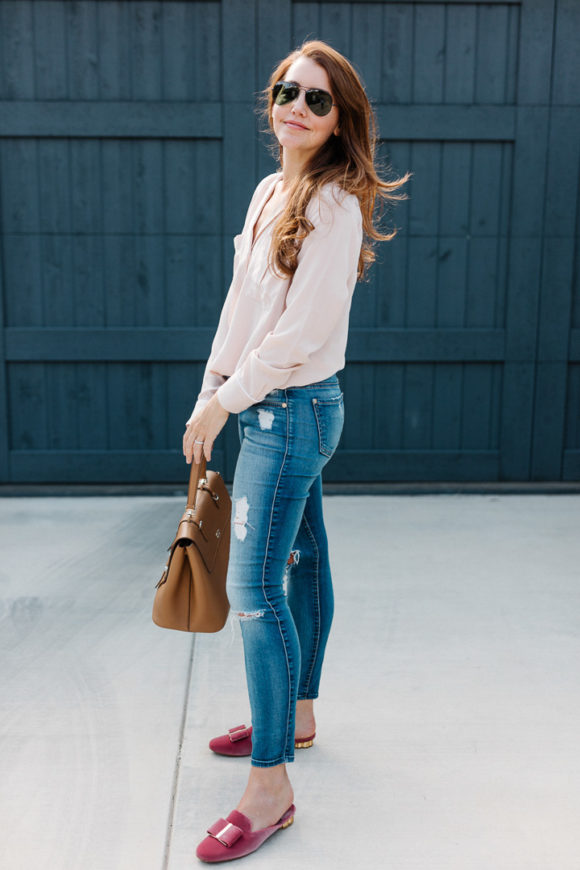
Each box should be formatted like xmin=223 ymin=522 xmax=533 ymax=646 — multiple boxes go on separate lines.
xmin=228 ymin=724 xmax=251 ymax=742
xmin=196 ymin=805 xmax=296 ymax=862
xmin=207 ymin=819 xmax=243 ymax=847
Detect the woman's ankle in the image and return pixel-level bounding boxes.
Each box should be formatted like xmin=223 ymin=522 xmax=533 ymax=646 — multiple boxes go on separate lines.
xmin=237 ymin=764 xmax=294 ymax=828
xmin=295 ymin=698 xmax=316 ymax=736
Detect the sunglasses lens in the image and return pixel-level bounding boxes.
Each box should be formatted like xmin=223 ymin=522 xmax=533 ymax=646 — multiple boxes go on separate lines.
xmin=273 ymin=83 xmax=298 ymax=105
xmin=306 ymin=90 xmax=332 ymax=117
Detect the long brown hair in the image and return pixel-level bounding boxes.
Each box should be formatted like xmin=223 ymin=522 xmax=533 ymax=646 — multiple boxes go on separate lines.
xmin=259 ymin=40 xmax=412 ymax=281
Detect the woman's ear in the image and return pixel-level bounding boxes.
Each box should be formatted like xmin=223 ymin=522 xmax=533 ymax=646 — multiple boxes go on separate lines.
xmin=333 ymin=125 xmax=340 ymax=136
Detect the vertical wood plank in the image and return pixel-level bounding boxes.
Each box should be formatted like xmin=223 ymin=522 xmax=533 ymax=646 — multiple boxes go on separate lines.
xmin=131 ymin=0 xmax=163 ymax=100
xmin=573 ymin=232 xmax=580 ymax=333
xmin=563 ymin=365 xmax=580 ymax=460
xmin=103 ymin=233 xmax=136 ymax=326
xmin=544 ymin=107 xmax=580 ymax=239
xmin=100 ymin=141 xmax=130 ymax=235
xmin=342 ymin=363 xmax=374 ymax=449
xmin=166 ymin=236 xmax=197 ymax=328
xmin=437 ymin=237 xmax=467 ymax=327
xmin=162 ymin=1 xmax=193 ymax=100
xmin=67 ymin=0 xmax=99 ymax=99
xmin=222 ymin=0 xmax=256 ymax=102
xmin=76 ymin=362 xmax=108 ymax=449
xmin=531 ymin=105 xmax=580 ymax=478
xmin=2 ymin=235 xmax=43 ymax=327
xmin=291 ymin=3 xmax=320 ymax=47
xmin=97 ymin=0 xmax=131 ymax=99
xmin=373 ymin=363 xmax=404 ymax=450
xmin=413 ymin=4 xmax=445 ymax=103
xmin=381 ymin=3 xmax=413 ymax=104
xmin=407 ymin=141 xmax=439 ymax=237
xmin=351 ymin=3 xmax=382 ymax=97
xmin=375 ymin=225 xmax=408 ymax=328
xmin=505 ymin=4 xmax=519 ymax=105
xmin=160 ymin=1 xmax=222 ymax=101
xmin=8 ymin=363 xmax=49 ymax=452
xmin=196 ymin=236 xmax=223 ymax=326
xmin=432 ymin=364 xmax=462 ymax=450
xmin=445 ymin=5 xmax=476 ymax=103
xmin=165 ymin=141 xmax=196 ymax=236
xmin=439 ymin=143 xmax=470 ymax=240
xmin=70 ymin=141 xmax=102 ymax=234
xmin=33 ymin=0 xmax=67 ymax=99
xmin=37 ymin=140 xmax=71 ymax=234
xmin=532 ymin=361 xmax=568 ymax=480
xmin=133 ymin=235 xmax=165 ymax=326
xmin=0 ymin=140 xmax=40 ymax=234
xmin=466 ymin=237 xmax=503 ymax=328
xmin=517 ymin=0 xmax=556 ymax=104
xmin=41 ymin=234 xmax=74 ymax=326
xmin=552 ymin=0 xmax=580 ymax=105
xmin=475 ymin=4 xmax=509 ymax=104
xmin=319 ymin=2 xmax=352 ymax=56
xmin=462 ymin=364 xmax=495 ymax=450
xmin=500 ymin=109 xmax=551 ymax=478
xmin=72 ymin=235 xmax=106 ymax=327
xmin=0 ymin=1 xmax=35 ymax=99
xmin=192 ymin=3 xmax=221 ymax=101
xmin=45 ymin=363 xmax=78 ymax=449
xmin=470 ymin=143 xmax=504 ymax=238
xmin=402 ymin=364 xmax=433 ymax=450
xmin=501 ymin=240 xmax=543 ymax=479
xmin=406 ymin=236 xmax=437 ymax=327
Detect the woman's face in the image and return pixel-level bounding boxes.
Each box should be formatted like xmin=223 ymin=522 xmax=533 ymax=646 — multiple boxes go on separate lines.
xmin=272 ymin=56 xmax=340 ymax=162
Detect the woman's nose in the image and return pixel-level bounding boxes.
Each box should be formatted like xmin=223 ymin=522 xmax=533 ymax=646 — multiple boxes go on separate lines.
xmin=291 ymin=90 xmax=308 ymax=114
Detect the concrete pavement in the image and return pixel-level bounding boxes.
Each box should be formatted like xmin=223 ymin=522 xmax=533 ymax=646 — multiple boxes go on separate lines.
xmin=1 ymin=494 xmax=579 ymax=869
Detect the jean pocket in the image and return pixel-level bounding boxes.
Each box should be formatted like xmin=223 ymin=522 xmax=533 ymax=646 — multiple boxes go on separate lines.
xmin=312 ymin=394 xmax=344 ymax=458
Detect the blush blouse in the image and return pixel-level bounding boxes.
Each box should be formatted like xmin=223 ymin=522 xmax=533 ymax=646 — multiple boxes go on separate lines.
xmin=190 ymin=171 xmax=363 ymax=417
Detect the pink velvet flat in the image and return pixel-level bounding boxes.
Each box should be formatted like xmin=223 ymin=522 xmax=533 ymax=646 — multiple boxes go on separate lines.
xmin=209 ymin=724 xmax=315 ymax=757
xmin=196 ymin=804 xmax=296 ymax=863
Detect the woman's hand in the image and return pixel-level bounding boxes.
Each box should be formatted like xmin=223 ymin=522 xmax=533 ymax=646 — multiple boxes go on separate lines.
xmin=183 ymin=393 xmax=230 ymax=465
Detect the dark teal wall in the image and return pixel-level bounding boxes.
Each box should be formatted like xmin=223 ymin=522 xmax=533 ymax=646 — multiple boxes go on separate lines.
xmin=0 ymin=0 xmax=578 ymax=483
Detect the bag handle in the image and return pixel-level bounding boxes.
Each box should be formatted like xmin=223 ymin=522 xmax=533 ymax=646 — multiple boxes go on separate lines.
xmin=186 ymin=456 xmax=207 ymax=510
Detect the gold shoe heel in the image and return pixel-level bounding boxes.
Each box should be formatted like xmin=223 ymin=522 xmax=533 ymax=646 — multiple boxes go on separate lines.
xmin=281 ymin=816 xmax=294 ymax=829
xmin=294 ymin=738 xmax=314 ymax=749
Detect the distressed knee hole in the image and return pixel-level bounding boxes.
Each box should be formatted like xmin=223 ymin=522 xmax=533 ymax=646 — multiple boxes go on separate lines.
xmin=287 ymin=549 xmax=300 ymax=566
xmin=233 ymin=496 xmax=252 ymax=541
xmin=283 ymin=549 xmax=300 ymax=595
xmin=237 ymin=610 xmax=265 ymax=620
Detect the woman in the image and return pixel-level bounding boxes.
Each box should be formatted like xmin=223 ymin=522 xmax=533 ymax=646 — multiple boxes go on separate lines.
xmin=183 ymin=39 xmax=410 ymax=863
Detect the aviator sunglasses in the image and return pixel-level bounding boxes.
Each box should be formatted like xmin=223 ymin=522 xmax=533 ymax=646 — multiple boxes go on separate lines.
xmin=272 ymin=80 xmax=334 ymax=117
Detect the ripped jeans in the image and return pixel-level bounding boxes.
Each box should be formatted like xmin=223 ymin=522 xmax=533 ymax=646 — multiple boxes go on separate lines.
xmin=227 ymin=374 xmax=344 ymax=767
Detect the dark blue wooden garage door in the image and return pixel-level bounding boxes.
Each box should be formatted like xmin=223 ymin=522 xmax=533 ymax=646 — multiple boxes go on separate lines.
xmin=0 ymin=0 xmax=578 ymax=483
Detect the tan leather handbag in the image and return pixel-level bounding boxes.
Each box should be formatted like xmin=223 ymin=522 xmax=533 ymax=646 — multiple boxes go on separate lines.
xmin=152 ymin=457 xmax=231 ymax=632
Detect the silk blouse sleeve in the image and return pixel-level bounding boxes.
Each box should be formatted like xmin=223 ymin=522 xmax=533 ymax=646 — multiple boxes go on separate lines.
xmin=215 ymin=187 xmax=362 ymax=414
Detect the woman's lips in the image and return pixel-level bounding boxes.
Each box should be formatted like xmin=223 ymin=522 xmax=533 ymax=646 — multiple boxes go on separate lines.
xmin=285 ymin=121 xmax=308 ymax=130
